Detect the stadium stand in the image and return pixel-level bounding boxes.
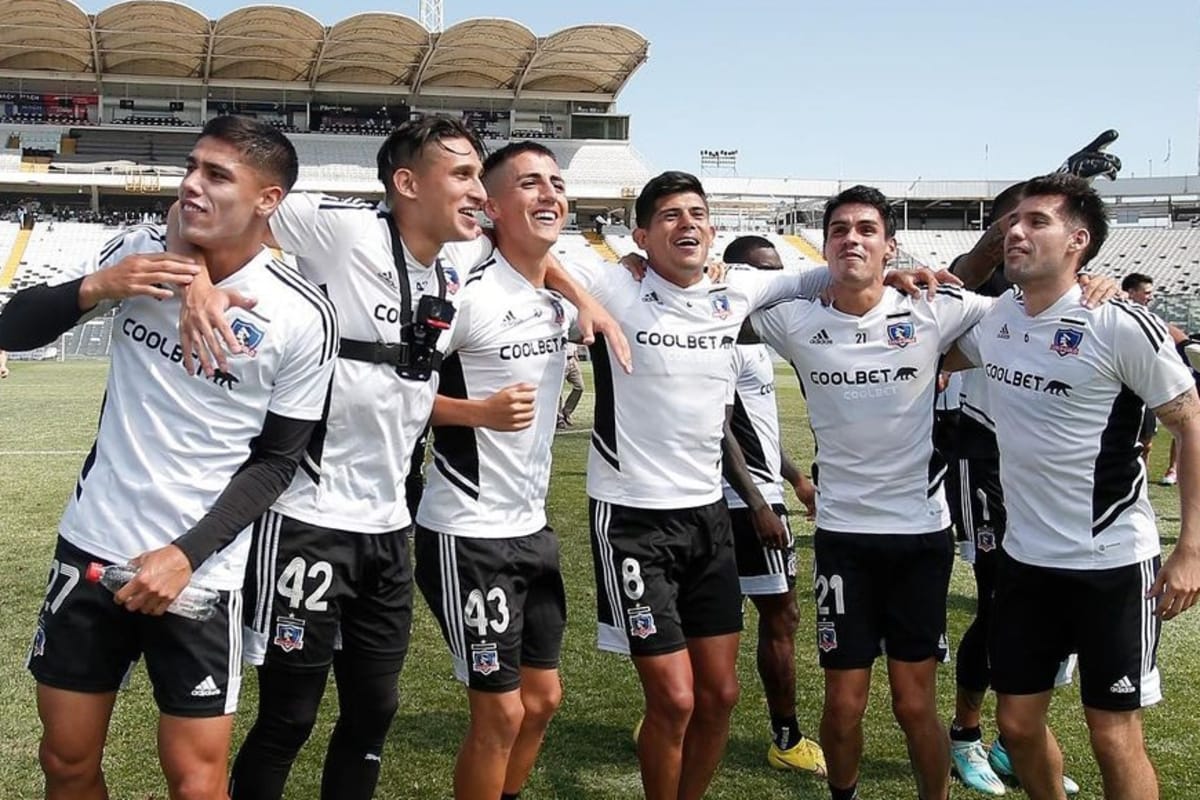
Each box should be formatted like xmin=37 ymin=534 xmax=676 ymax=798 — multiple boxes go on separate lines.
xmin=6 ymin=222 xmax=117 ymax=292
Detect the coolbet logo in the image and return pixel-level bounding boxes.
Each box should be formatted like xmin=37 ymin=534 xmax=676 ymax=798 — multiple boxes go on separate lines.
xmin=499 ymin=336 xmax=568 ymax=360
xmin=1050 ymin=328 xmax=1083 ymax=357
xmin=635 ymin=332 xmax=734 ymax=350
xmin=887 ymin=321 xmax=916 ymax=348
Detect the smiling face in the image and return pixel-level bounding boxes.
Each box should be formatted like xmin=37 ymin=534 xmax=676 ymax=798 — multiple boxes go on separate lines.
xmin=823 ymin=202 xmax=895 ymax=288
xmin=632 ymin=191 xmax=714 ymax=286
xmin=178 ymin=136 xmax=282 ymax=250
xmin=393 ymin=135 xmax=487 ymax=244
xmin=484 ymin=150 xmax=567 ymax=250
xmin=1003 ymin=193 xmax=1090 ymax=287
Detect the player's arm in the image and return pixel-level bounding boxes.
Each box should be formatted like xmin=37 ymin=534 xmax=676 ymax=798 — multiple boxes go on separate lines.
xmin=1147 ymin=386 xmax=1200 ymax=620
xmin=431 ymin=385 xmax=536 ymax=431
xmin=779 ymin=450 xmax=816 ymax=519
xmin=722 ymin=407 xmax=789 ymax=549
xmin=948 ymin=227 xmax=1004 ymax=290
xmin=0 ymin=233 xmax=198 ymax=351
xmin=116 ymin=412 xmax=320 ymax=615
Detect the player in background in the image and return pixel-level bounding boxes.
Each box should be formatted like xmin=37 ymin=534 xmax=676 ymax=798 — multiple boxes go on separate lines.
xmin=0 ymin=116 xmax=337 ymax=800
xmin=717 ymin=235 xmax=825 ymax=777
xmin=950 ymin=173 xmax=1200 ymax=800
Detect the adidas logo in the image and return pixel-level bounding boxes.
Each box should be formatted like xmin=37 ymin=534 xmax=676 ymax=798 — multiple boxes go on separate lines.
xmin=1110 ymin=675 xmax=1136 ymax=694
xmin=190 ymin=675 xmax=221 ymax=698
xmin=641 ymin=291 xmax=662 ymax=304
xmin=998 ymin=324 xmax=1010 ymax=339
xmin=809 ymin=329 xmax=832 ymax=345
xmin=502 ymin=310 xmax=519 ymax=327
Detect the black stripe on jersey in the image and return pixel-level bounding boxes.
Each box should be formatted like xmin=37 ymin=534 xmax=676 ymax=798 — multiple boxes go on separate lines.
xmin=927 ymin=449 xmax=948 ymax=497
xmin=729 ymin=391 xmax=774 ymax=484
xmin=318 ymin=195 xmax=374 ymax=211
xmin=98 ymin=225 xmax=166 ymax=267
xmin=298 ymin=373 xmax=335 ymax=485
xmin=1112 ymin=301 xmax=1166 ymax=350
xmin=464 ymin=258 xmax=497 ymax=286
xmin=263 ymin=260 xmax=339 ymax=364
xmin=1092 ymin=385 xmax=1147 ymax=535
xmin=885 ymin=311 xmax=912 ymax=319
xmin=74 ymin=389 xmax=108 ymax=499
xmin=1058 ymin=317 xmax=1086 ymax=327
xmin=935 ymin=286 xmax=964 ymax=300
xmin=588 ymin=333 xmax=620 ymax=471
xmin=430 ymin=353 xmax=481 ymax=500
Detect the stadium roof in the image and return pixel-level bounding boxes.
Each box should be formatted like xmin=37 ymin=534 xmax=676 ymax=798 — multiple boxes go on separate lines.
xmin=0 ymin=0 xmax=649 ymax=98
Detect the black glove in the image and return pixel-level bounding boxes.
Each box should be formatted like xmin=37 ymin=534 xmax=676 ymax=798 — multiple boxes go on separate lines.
xmin=1057 ymin=129 xmax=1121 ymax=181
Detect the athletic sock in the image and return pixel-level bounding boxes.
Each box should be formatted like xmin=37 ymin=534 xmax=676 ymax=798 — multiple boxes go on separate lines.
xmin=830 ymin=782 xmax=858 ymax=800
xmin=949 ymin=722 xmax=982 ymax=743
xmin=770 ymin=714 xmax=802 ymax=749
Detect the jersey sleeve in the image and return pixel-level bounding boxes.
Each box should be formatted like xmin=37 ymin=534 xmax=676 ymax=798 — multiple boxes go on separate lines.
xmin=1111 ymin=303 xmax=1197 ymax=410
xmin=440 ymin=237 xmax=496 ymax=272
xmin=54 ymin=225 xmax=169 ymax=319
xmin=440 ymin=288 xmax=477 ymax=356
xmin=749 ymin=301 xmax=801 ymax=363
xmin=267 ymin=298 xmax=340 ymax=421
xmin=270 ymin=193 xmax=372 ymax=284
xmin=729 ymin=265 xmax=831 ymax=311
xmin=563 ymin=259 xmax=631 ymax=307
xmin=934 ymin=288 xmax=996 ymax=352
xmin=724 ymin=349 xmax=739 ymax=405
xmin=955 ymin=322 xmax=984 ymax=368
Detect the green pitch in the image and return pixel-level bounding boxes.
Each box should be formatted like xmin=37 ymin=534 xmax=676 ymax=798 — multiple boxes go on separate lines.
xmin=1 ymin=360 xmax=1197 ymax=798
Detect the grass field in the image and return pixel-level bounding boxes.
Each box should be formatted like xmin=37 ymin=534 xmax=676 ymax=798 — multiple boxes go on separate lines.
xmin=1 ymin=359 xmax=1198 ymax=799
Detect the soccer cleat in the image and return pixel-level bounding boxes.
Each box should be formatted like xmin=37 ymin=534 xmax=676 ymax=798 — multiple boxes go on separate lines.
xmin=1161 ymin=469 xmax=1178 ymax=486
xmin=767 ymin=735 xmax=827 ymax=777
xmin=988 ymin=739 xmax=1079 ymax=796
xmin=632 ymin=716 xmax=643 ymax=746
xmin=950 ymin=739 xmax=1006 ymax=795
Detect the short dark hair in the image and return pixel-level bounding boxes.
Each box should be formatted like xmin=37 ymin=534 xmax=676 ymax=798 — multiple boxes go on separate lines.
xmin=822 ymin=185 xmax=896 ymax=239
xmin=723 ymin=235 xmax=775 ymax=264
xmin=1121 ymin=272 xmax=1153 ymax=292
xmin=482 ymin=140 xmax=557 ymax=186
xmin=1020 ymin=173 xmax=1109 ymax=266
xmin=199 ymin=115 xmax=298 ymax=192
xmin=635 ymin=171 xmax=707 ymax=229
xmin=987 ymin=181 xmax=1027 ymax=227
xmin=376 ymin=115 xmax=485 ymax=193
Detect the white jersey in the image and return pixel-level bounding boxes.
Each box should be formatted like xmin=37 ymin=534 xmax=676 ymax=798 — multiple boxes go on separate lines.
xmin=722 ymin=344 xmax=785 ymax=509
xmin=936 ymin=371 xmax=962 ymax=412
xmin=751 ymin=287 xmax=993 ymax=534
xmin=416 ymin=252 xmax=577 ymax=538
xmin=55 ymin=226 xmax=337 ymax=590
xmin=567 ymin=261 xmax=829 ymax=509
xmin=957 ymin=286 xmax=1195 ymax=570
xmin=267 ymin=193 xmax=486 ymax=533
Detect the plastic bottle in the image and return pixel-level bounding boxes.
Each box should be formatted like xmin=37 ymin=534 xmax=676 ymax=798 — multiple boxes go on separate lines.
xmin=85 ymin=562 xmax=220 ymax=621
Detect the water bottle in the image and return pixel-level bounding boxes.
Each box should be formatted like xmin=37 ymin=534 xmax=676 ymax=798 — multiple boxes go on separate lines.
xmin=85 ymin=562 xmax=220 ymax=621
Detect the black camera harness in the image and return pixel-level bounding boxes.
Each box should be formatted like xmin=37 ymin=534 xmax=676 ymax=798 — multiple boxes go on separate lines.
xmin=337 ymin=213 xmax=447 ymax=377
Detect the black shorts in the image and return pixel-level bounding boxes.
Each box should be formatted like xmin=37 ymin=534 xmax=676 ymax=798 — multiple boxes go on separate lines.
xmin=730 ymin=503 xmax=797 ymax=595
xmin=812 ymin=529 xmax=954 ymax=669
xmin=947 ymin=457 xmax=1006 ymax=563
xmin=990 ymin=552 xmax=1161 ymax=711
xmin=413 ymin=526 xmax=566 ymax=693
xmin=27 ymin=536 xmax=244 ymax=718
xmin=243 ymin=511 xmax=413 ymax=672
xmin=1139 ymin=406 xmax=1157 ymax=443
xmin=590 ymin=498 xmax=743 ymax=657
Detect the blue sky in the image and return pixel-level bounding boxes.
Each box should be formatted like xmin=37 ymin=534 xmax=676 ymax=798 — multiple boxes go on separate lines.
xmin=81 ymin=0 xmax=1200 ymax=182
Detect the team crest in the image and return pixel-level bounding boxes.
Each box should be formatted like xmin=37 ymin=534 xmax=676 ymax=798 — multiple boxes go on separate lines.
xmin=1050 ymin=328 xmax=1083 ymax=357
xmin=627 ymin=606 xmax=657 ymax=639
xmin=549 ymin=297 xmax=565 ymax=326
xmin=886 ymin=321 xmax=916 ymax=348
xmin=273 ymin=616 xmax=306 ymax=652
xmin=471 ymin=643 xmax=500 ymax=675
xmin=230 ymin=318 xmax=265 ymax=356
xmin=710 ymin=294 xmax=732 ymax=320
xmin=977 ymin=527 xmax=997 ymax=553
xmin=30 ymin=624 xmax=46 ymax=658
xmin=817 ymin=622 xmax=838 ymax=652
xmin=444 ymin=265 xmax=460 ymax=293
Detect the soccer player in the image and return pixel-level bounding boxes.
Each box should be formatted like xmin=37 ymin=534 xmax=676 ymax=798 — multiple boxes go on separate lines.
xmin=717 ymin=235 xmax=825 ymax=775
xmin=413 ymin=141 xmax=576 ymax=800
xmin=952 ymin=173 xmax=1200 ymax=800
xmin=0 ymin=116 xmax=337 ymax=800
xmin=746 ymin=185 xmax=996 ymax=800
xmin=176 ymin=117 xmax=622 ymax=800
xmin=0 ymin=348 xmax=8 ymax=378
xmin=1123 ymin=273 xmax=1162 ymax=470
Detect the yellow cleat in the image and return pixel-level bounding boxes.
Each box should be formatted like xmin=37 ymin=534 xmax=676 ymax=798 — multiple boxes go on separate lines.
xmin=767 ymin=735 xmax=827 ymax=776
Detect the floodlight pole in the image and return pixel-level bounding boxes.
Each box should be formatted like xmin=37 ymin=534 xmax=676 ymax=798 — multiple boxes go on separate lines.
xmin=420 ymin=0 xmax=444 ymax=31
